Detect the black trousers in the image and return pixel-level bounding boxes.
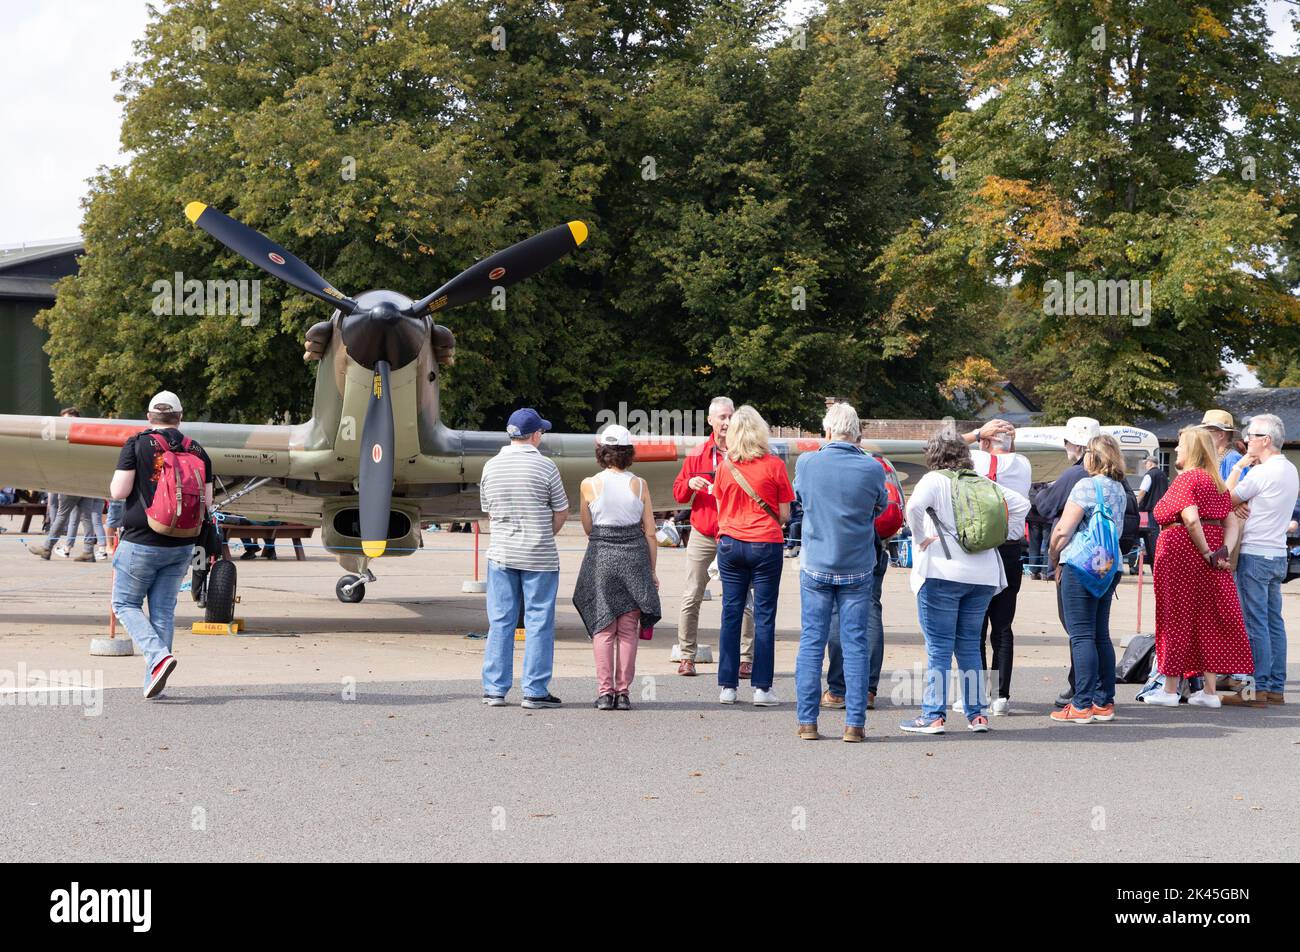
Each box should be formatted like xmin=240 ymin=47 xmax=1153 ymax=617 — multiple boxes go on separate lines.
xmin=980 ymin=542 xmax=1024 ymax=699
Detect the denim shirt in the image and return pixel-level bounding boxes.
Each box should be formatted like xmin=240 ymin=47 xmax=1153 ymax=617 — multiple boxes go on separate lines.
xmin=793 ymin=442 xmax=888 ymax=580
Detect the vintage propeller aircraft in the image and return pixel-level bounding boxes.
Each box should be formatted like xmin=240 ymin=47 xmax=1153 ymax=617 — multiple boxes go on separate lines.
xmin=0 ymin=202 xmax=1156 ymax=619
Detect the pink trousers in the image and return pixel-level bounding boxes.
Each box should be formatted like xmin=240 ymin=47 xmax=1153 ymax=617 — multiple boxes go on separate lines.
xmin=593 ymin=610 xmax=640 ymax=695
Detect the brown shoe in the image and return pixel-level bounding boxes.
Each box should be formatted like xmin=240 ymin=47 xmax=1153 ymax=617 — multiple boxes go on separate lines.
xmin=842 ymin=726 xmax=866 ymax=743
xmin=27 ymin=543 xmax=52 ymax=560
xmin=821 ymin=690 xmax=846 ymax=710
xmin=1215 ymin=675 xmax=1250 ymax=692
xmin=739 ymin=662 xmax=752 ymax=679
xmin=1220 ymin=691 xmax=1268 ymax=708
xmin=797 ymin=723 xmax=820 ymax=740
xmin=1264 ymin=691 xmax=1285 ymax=704
xmin=867 ymin=691 xmax=876 ymax=710
xmin=72 ymin=549 xmax=96 ymax=562
xmin=676 ymin=659 xmax=696 ymax=676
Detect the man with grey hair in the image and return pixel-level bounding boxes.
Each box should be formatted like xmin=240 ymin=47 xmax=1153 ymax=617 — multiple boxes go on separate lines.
xmin=793 ymin=402 xmax=888 ymax=741
xmin=672 ymin=396 xmax=754 ymax=676
xmin=1224 ymin=413 xmax=1297 ymax=705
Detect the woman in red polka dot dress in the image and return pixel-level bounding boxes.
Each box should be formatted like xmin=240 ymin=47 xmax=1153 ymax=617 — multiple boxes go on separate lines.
xmin=1148 ymin=427 xmax=1252 ymax=708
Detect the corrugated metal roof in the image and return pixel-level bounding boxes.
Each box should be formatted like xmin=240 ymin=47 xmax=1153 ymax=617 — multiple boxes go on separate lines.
xmin=1134 ymin=388 xmax=1300 ymax=445
xmin=0 ymin=239 xmax=84 ymax=273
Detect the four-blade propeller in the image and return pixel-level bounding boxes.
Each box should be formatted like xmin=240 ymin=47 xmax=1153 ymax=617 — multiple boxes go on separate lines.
xmin=186 ymin=201 xmax=589 ymax=560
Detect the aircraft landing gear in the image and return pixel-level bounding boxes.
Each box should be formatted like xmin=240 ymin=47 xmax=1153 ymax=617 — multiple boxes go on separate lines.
xmin=336 ymin=569 xmax=375 ymax=603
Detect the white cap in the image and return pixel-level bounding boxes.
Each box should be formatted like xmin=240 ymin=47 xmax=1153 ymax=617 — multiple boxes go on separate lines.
xmin=597 ymin=424 xmax=633 ymax=446
xmin=147 ymin=390 xmax=183 ymax=415
xmin=1063 ymin=416 xmax=1100 ymax=447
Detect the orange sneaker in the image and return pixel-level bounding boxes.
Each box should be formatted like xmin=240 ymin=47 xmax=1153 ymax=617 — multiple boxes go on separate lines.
xmin=1049 ymin=703 xmax=1094 ymax=724
xmin=1091 ymin=703 xmax=1115 ymax=722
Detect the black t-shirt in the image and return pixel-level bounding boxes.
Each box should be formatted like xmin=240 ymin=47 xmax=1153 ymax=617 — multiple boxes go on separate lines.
xmin=115 ymin=428 xmax=213 ymax=547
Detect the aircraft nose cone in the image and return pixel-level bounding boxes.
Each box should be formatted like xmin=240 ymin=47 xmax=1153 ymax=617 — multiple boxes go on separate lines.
xmin=369 ymin=301 xmax=401 ymax=325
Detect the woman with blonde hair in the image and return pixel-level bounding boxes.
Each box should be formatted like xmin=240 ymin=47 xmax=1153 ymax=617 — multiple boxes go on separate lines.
xmin=1144 ymin=427 xmax=1251 ymax=708
xmin=712 ymin=405 xmax=795 ymax=706
xmin=1048 ymin=434 xmax=1130 ymax=723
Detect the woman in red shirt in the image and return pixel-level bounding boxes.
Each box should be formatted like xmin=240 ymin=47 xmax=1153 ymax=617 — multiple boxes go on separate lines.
xmin=713 ymin=405 xmax=795 ymax=706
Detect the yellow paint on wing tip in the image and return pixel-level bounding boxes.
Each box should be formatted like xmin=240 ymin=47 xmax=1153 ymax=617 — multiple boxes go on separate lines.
xmin=567 ymin=220 xmax=588 ymax=246
xmin=362 ymin=540 xmax=387 ymax=558
xmin=184 ymin=201 xmax=208 ymax=223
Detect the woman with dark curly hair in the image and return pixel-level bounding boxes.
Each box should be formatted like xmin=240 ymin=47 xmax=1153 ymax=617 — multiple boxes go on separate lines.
xmin=900 ymin=426 xmax=1029 ymax=735
xmin=572 ymin=425 xmax=662 ymax=711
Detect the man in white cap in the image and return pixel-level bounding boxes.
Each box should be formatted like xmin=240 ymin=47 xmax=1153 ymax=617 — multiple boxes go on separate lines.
xmin=109 ymin=391 xmax=213 ymax=699
xmin=1028 ymin=416 xmax=1101 ymax=708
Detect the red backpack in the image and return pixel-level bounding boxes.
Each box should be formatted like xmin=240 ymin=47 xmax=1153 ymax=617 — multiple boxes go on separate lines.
xmin=143 ymin=432 xmax=206 ymax=537
xmin=872 ymin=455 xmax=905 ymax=540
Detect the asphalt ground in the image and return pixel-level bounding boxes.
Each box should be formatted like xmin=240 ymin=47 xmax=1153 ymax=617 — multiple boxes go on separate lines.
xmin=2 ymin=517 xmax=1297 ymax=862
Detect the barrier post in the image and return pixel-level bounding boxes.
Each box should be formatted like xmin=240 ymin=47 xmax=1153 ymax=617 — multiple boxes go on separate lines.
xmin=91 ymin=524 xmax=133 ymax=656
xmin=461 ymin=521 xmax=487 ymax=593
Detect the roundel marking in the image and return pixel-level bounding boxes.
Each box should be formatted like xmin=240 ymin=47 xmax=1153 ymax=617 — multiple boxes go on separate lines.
xmin=488 ymin=266 xmax=506 ymax=281
xmin=268 ymin=252 xmax=286 ymax=265
xmin=371 ymin=444 xmax=383 ymax=464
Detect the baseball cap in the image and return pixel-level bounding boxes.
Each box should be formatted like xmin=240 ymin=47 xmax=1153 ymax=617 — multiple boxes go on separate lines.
xmin=506 ymin=407 xmax=551 ymax=438
xmin=597 ymin=424 xmax=633 ymax=446
xmin=1063 ymin=416 xmax=1100 ymax=447
xmin=147 ymin=390 xmax=183 ymax=415
xmin=1199 ymin=409 xmax=1235 ymax=432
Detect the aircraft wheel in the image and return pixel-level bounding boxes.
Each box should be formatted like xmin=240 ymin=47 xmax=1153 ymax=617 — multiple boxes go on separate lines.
xmin=204 ymin=560 xmax=237 ymax=623
xmin=336 ymin=574 xmax=365 ymax=603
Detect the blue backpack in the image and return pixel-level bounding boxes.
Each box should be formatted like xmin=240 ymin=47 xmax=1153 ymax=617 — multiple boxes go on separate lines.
xmin=1061 ymin=477 xmax=1120 ymax=596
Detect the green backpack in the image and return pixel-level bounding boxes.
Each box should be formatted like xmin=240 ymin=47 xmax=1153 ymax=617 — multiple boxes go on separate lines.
xmin=930 ymin=470 xmax=1009 ymax=555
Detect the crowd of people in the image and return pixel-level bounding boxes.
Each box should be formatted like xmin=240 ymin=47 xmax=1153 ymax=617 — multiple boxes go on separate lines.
xmin=19 ymin=385 xmax=1292 ymax=725
xmin=477 ymin=397 xmax=1293 ymax=740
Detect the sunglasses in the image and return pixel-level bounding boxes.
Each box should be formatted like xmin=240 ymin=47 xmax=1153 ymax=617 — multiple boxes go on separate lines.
xmin=1245 ymin=432 xmax=1270 ymax=439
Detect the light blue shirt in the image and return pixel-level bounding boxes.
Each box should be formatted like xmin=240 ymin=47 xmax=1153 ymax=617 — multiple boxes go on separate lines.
xmin=794 ymin=443 xmax=888 ymax=579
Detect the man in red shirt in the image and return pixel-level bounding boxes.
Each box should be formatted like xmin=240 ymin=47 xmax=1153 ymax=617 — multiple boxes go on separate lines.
xmin=673 ymin=397 xmax=754 ymax=676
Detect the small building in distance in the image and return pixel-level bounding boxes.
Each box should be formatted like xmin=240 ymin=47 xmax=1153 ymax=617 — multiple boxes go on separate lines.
xmin=0 ymin=239 xmax=83 ymax=416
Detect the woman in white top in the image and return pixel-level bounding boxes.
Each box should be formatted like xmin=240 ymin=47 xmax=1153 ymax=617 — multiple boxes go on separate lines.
xmin=902 ymin=428 xmax=1030 ymax=734
xmin=573 ymin=425 xmax=662 ymax=711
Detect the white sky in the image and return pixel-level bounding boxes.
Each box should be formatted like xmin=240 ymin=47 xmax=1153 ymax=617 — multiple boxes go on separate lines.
xmin=1 ymin=0 xmax=1294 ymax=385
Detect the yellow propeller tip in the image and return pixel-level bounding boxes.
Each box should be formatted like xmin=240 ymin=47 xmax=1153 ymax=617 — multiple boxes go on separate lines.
xmin=184 ymin=201 xmax=208 ymax=224
xmin=567 ymin=220 xmax=589 ymax=246
xmin=362 ymin=540 xmax=387 ymax=558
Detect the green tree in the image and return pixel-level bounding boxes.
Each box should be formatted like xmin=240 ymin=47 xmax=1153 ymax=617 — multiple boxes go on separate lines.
xmin=873 ymin=0 xmax=1300 ymax=422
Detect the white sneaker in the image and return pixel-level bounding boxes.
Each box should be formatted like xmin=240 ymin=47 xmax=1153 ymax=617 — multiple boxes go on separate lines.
xmin=719 ymin=687 xmax=737 ymax=705
xmin=94 ymin=546 xmax=109 ymax=562
xmin=752 ymin=688 xmax=780 ymax=707
xmin=952 ymin=697 xmax=965 ymax=714
xmin=1188 ymin=690 xmax=1222 ymax=708
xmin=53 ymin=545 xmax=71 ymax=559
xmin=991 ymin=698 xmax=1010 ymax=716
xmin=1143 ymin=690 xmax=1180 ymax=706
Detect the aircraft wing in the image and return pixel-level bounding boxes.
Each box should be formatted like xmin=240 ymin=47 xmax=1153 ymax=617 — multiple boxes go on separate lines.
xmin=0 ymin=414 xmax=323 ymax=520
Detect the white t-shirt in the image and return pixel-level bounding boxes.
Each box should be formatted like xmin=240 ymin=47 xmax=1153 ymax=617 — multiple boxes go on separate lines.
xmin=1139 ymin=473 xmax=1152 ymax=494
xmin=904 ymin=470 xmax=1031 ymax=595
xmin=1235 ymin=455 xmax=1300 ymax=556
xmin=970 ymin=449 xmax=1032 ymax=499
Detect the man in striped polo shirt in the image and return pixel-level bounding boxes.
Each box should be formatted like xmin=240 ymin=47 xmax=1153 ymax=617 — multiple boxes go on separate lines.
xmin=480 ymin=408 xmax=571 ymax=709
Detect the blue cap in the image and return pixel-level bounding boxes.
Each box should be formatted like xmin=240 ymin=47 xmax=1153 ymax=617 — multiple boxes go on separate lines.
xmin=506 ymin=408 xmax=552 ymax=438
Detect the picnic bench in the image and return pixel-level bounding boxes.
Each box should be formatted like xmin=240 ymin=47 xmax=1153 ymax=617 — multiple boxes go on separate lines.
xmin=0 ymin=502 xmax=47 ymax=533
xmin=217 ymin=523 xmax=316 ymax=561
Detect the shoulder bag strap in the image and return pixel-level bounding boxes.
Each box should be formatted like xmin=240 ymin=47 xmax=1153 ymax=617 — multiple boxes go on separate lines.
xmin=722 ymin=457 xmax=781 ymax=526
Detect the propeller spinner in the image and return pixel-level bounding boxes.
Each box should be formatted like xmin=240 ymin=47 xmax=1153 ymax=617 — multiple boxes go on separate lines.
xmin=185 ymin=201 xmax=589 ymax=560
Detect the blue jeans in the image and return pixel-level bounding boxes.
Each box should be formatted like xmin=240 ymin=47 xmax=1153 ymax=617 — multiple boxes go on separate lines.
xmin=797 ymin=572 xmax=872 ymax=727
xmin=482 ymin=561 xmax=560 ymax=699
xmin=1060 ymin=566 xmax=1120 ymax=708
xmin=917 ymin=578 xmax=995 ymax=719
xmin=826 ymin=553 xmax=887 ymax=697
xmin=1236 ymin=554 xmax=1288 ymax=693
xmin=717 ymin=536 xmax=782 ymax=690
xmin=110 ymin=540 xmax=195 ymax=685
